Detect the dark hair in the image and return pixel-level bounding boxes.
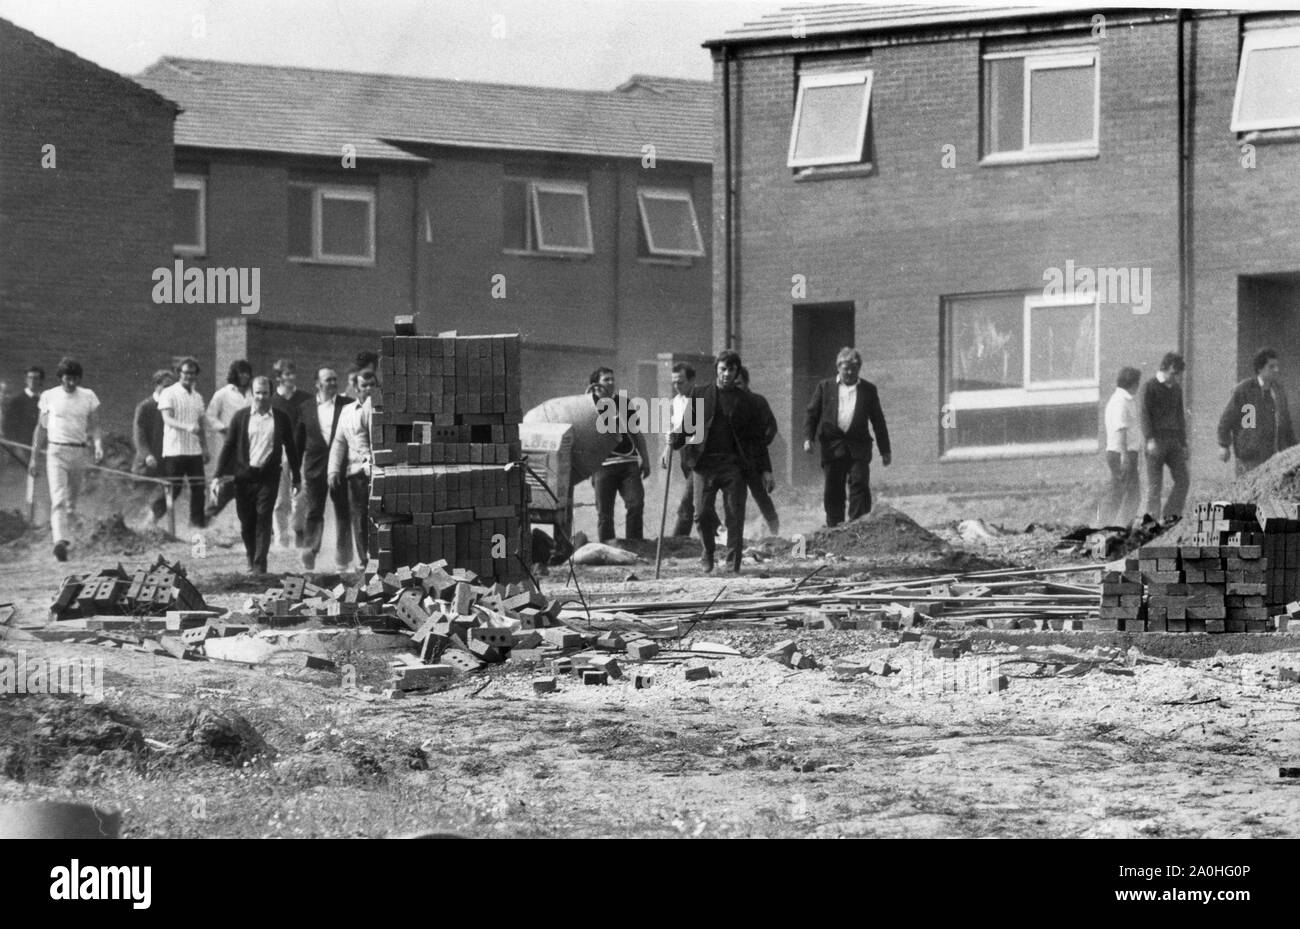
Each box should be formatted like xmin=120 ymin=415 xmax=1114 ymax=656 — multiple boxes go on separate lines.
xmin=176 ymin=356 xmax=200 ymax=375
xmin=1253 ymin=347 xmax=1279 ymax=374
xmin=25 ymin=366 xmax=45 ymax=380
xmin=1159 ymin=352 xmax=1185 ymax=374
xmin=671 ymin=362 xmax=695 ymax=380
xmin=1116 ymin=366 xmax=1141 ymax=392
xmin=273 ymin=358 xmax=296 ymax=376
xmin=355 ymin=350 xmax=379 ymax=372
xmin=589 ymin=367 xmax=614 ymax=385
xmin=226 ymin=359 xmax=253 ymax=385
xmin=357 ymin=368 xmax=378 ymax=385
xmin=55 ymin=357 xmax=83 ymax=380
xmin=151 ymin=368 xmax=175 ymax=388
xmin=737 ymin=365 xmax=750 ymax=384
xmin=715 ymin=349 xmax=741 ymax=370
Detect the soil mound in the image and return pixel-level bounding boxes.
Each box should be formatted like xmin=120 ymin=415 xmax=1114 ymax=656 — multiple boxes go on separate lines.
xmin=85 ymin=513 xmax=175 ymax=556
xmin=807 ymin=503 xmax=950 ymax=558
xmin=1166 ymin=446 xmax=1300 ymax=542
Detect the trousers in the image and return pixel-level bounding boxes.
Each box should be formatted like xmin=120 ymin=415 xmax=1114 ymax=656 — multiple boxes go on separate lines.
xmin=694 ymin=462 xmax=747 ymax=570
xmin=822 ymin=456 xmax=871 ymax=526
xmin=234 ymin=468 xmax=280 ymax=571
xmin=1144 ymin=438 xmax=1189 ymax=521
xmin=46 ymin=444 xmax=89 ymax=543
xmin=592 ymin=460 xmax=644 ymax=542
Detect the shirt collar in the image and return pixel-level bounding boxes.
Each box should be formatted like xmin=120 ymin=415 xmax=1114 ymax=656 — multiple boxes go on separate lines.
xmin=837 ymin=376 xmax=858 ymax=388
xmin=1258 ymin=375 xmax=1271 ymax=391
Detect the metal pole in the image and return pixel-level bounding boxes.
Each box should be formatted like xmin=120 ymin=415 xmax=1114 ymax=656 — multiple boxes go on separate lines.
xmin=654 ymin=446 xmax=673 ymax=579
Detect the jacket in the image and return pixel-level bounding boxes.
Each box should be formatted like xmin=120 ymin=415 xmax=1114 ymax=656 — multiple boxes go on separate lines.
xmin=1216 ymin=377 xmax=1296 ymax=463
xmin=297 ymin=395 xmax=354 ymax=482
xmin=671 ymin=383 xmax=769 ymax=473
xmin=328 ymin=398 xmax=373 ymax=481
xmin=217 ymin=407 xmax=301 ymax=483
xmin=748 ymin=389 xmax=778 ymax=475
xmin=804 ymin=378 xmax=891 ymax=464
xmin=132 ymin=395 xmax=165 ymax=475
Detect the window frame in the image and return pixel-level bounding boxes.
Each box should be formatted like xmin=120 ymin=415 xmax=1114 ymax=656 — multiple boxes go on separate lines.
xmin=982 ymin=48 xmax=1100 ymax=163
xmin=1231 ymin=24 xmax=1300 ymax=132
xmin=787 ymin=69 xmax=874 ymax=169
xmin=173 ymin=174 xmax=206 ymax=256
xmin=288 ymin=182 xmax=376 ymax=266
xmin=636 ymin=186 xmax=705 ymax=258
xmin=503 ymin=177 xmax=594 ymax=256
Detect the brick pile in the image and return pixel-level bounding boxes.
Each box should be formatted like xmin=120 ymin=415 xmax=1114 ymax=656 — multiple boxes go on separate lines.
xmin=49 ymin=556 xmax=207 ymax=621
xmin=368 ymin=321 xmax=529 ymax=581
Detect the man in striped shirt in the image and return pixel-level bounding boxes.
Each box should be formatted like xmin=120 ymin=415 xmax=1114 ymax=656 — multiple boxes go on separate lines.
xmin=158 ymin=356 xmax=210 ymax=529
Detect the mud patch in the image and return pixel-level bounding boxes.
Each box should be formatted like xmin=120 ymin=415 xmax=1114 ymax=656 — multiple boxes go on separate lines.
xmin=0 ymin=694 xmax=146 ymax=783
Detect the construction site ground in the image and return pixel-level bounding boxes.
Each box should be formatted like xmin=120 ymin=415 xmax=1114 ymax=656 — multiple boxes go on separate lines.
xmin=1 ymin=462 xmax=1298 ymax=838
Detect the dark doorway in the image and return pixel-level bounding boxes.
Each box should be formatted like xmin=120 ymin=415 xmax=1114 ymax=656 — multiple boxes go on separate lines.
xmin=792 ymin=302 xmax=855 ymax=486
xmin=1238 ymin=275 xmax=1300 ymax=409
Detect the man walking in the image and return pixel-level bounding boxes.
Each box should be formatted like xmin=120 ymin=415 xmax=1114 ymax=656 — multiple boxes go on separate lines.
xmin=158 ymin=357 xmax=210 ymax=529
xmin=1140 ymin=352 xmax=1190 ymax=521
xmin=2 ymin=366 xmax=44 ymax=464
xmin=29 ymin=358 xmax=103 ymax=561
xmin=133 ymin=369 xmax=176 ymax=524
xmin=589 ymin=367 xmax=649 ymax=543
xmin=329 ymin=368 xmax=377 ymax=572
xmin=803 ymin=347 xmax=891 ymax=527
xmin=297 ymin=367 xmax=354 ymax=570
xmin=661 ymin=363 xmax=697 ymax=537
xmin=204 ymin=360 xmax=253 ymax=521
xmin=1217 ymin=347 xmax=1296 ymax=476
xmin=1102 ymin=366 xmax=1143 ymax=526
xmin=270 ymin=358 xmax=314 ymax=548
xmin=216 ymin=376 xmax=301 ymax=574
xmin=736 ymin=366 xmax=780 ymax=537
xmin=671 ymin=350 xmax=769 ymax=574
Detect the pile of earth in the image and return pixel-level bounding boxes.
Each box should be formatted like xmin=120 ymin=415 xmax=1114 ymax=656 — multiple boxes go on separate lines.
xmin=84 ymin=513 xmax=174 ymax=556
xmin=807 ymin=503 xmax=950 ymax=558
xmin=1166 ymin=445 xmax=1300 ymax=542
xmin=0 ymin=509 xmax=29 ymax=545
xmin=0 ymin=693 xmax=146 ymax=784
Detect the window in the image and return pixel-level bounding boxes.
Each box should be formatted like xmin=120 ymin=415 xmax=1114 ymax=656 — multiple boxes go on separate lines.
xmin=983 ymin=49 xmax=1098 ymax=160
xmin=942 ymin=292 xmax=1099 ymax=458
xmin=788 ymin=70 xmax=873 ymax=168
xmin=288 ymin=183 xmax=375 ymax=264
xmin=636 ymin=187 xmax=704 ymax=257
xmin=503 ymin=178 xmax=593 ymax=255
xmin=174 ymin=175 xmax=205 ymax=255
xmin=1232 ymin=24 xmax=1300 ymax=132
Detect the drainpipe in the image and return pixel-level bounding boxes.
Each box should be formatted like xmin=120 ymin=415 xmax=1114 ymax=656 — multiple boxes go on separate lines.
xmin=1176 ymin=9 xmax=1191 ymax=407
xmin=722 ymin=43 xmax=734 ymax=349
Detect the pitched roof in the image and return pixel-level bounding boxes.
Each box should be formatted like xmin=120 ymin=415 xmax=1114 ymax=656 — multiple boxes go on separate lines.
xmin=133 ymin=58 xmax=713 ymax=164
xmin=705 ymin=3 xmax=1105 ymax=46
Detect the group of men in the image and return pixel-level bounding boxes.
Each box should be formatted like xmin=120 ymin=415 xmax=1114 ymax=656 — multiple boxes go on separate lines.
xmin=2 ymin=353 xmax=380 ymax=574
xmin=1101 ymin=348 xmax=1295 ymax=526
xmin=591 ymin=347 xmax=892 ymax=574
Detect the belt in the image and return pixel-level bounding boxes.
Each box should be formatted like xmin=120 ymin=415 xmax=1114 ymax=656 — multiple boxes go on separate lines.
xmin=50 ymin=441 xmax=87 ymax=447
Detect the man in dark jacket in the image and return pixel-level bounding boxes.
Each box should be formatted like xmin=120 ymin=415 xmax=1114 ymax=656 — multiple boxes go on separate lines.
xmin=804 ymin=347 xmax=891 ymax=527
xmin=671 ymin=350 xmax=770 ymax=573
xmin=217 ymin=377 xmax=301 ymax=573
xmin=271 ymin=358 xmax=315 ymax=548
xmin=132 ymin=369 xmax=175 ymax=522
xmin=736 ymin=366 xmax=780 ymax=536
xmin=296 ymin=367 xmax=354 ymax=571
xmin=1139 ymin=351 xmax=1189 ymax=521
xmin=1217 ymin=347 xmax=1296 ymax=476
xmin=2 ymin=365 xmax=44 ymax=464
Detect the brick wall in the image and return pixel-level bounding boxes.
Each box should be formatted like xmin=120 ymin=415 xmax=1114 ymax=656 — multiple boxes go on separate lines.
xmin=0 ymin=20 xmax=178 ymax=438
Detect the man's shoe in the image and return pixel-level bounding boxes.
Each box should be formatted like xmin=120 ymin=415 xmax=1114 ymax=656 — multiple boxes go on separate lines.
xmin=53 ymin=540 xmax=69 ymax=562
xmin=301 ymin=550 xmax=316 ymax=570
xmin=701 ymin=552 xmax=715 ymax=573
xmin=253 ymin=562 xmax=267 ymax=575
xmin=294 ymin=531 xmax=306 ymax=548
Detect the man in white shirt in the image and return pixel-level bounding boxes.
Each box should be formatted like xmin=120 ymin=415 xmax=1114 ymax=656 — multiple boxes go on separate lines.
xmin=29 ymin=357 xmax=103 ymax=561
xmin=1102 ymin=367 xmax=1143 ymax=526
xmin=298 ymin=367 xmax=354 ymax=570
xmin=158 ymin=356 xmax=210 ymax=529
xmin=204 ymin=359 xmax=253 ymax=521
xmin=329 ymin=368 xmax=376 ymax=571
xmin=659 ymin=362 xmax=697 ymax=537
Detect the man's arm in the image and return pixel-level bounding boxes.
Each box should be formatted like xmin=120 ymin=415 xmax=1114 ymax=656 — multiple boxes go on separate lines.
xmin=867 ymin=386 xmax=891 ymax=463
xmin=632 ymin=429 xmax=650 ymax=479
xmin=328 ymin=415 xmax=348 ymax=486
xmin=1138 ymin=381 xmax=1156 ymax=444
xmin=132 ymin=402 xmax=153 ymax=469
xmin=215 ymin=411 xmax=239 ymax=478
xmin=1279 ymin=387 xmax=1297 ymax=450
xmin=87 ymin=406 xmax=104 ymax=464
xmin=803 ymin=381 xmax=824 ymax=452
xmin=28 ymin=413 xmax=46 ymax=475
xmin=282 ymin=412 xmax=303 ymax=486
xmin=1215 ymin=384 xmax=1240 ymax=455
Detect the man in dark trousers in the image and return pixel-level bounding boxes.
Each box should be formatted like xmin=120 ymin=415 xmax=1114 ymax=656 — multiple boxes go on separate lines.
xmin=133 ymin=368 xmax=176 ymax=523
xmin=1217 ymin=347 xmax=1296 ymax=476
xmin=296 ymin=367 xmax=354 ymax=571
xmin=736 ymin=366 xmax=780 ymax=536
xmin=271 ymin=358 xmax=314 ymax=548
xmin=671 ymin=350 xmax=770 ymax=574
xmin=217 ymin=377 xmax=301 ymax=574
xmin=804 ymin=347 xmax=891 ymax=527
xmin=1139 ymin=351 xmax=1189 ymax=521
xmin=589 ymin=367 xmax=650 ymax=543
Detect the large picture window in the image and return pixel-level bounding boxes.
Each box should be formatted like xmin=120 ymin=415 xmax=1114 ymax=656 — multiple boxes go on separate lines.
xmin=787 ymin=70 xmax=873 ymax=168
xmin=983 ymin=48 xmax=1099 ymax=161
xmin=288 ymin=183 xmax=375 ymax=264
xmin=942 ymin=292 xmax=1100 ymax=458
xmin=1232 ymin=24 xmax=1300 ymax=132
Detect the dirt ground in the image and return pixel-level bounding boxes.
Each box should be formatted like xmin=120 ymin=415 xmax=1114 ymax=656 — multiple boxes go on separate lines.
xmin=1 ymin=460 xmax=1298 ymax=838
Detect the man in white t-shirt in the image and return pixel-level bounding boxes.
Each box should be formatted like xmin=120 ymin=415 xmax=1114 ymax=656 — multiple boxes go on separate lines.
xmin=29 ymin=357 xmax=103 ymax=561
xmin=1102 ymin=366 xmax=1143 ymax=526
xmin=158 ymin=356 xmax=210 ymax=529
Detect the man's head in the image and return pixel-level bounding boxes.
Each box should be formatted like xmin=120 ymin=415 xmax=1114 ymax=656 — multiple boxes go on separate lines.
xmin=736 ymin=365 xmax=752 ymax=392
xmin=1254 ymin=348 xmax=1281 ymax=387
xmin=345 ymin=364 xmax=360 ymax=396
xmin=1158 ymin=352 xmax=1186 ymax=384
xmin=1116 ymin=366 xmax=1141 ymax=393
xmin=251 ymin=376 xmax=273 ymax=413
xmin=56 ymin=357 xmax=83 ymax=392
xmin=176 ymin=357 xmax=200 ymax=390
xmin=273 ymin=358 xmax=297 ymax=391
xmin=24 ymin=366 xmax=44 ymax=393
xmin=589 ymin=367 xmax=616 ymax=399
xmin=227 ymin=359 xmax=253 ymax=389
xmin=670 ymin=362 xmax=695 ymax=397
xmin=355 ymin=350 xmax=379 ymax=377
xmin=715 ymin=350 xmax=741 ymax=389
xmin=355 ymin=368 xmax=378 ymax=404
xmin=152 ymin=368 xmax=176 ymax=397
xmin=836 ymin=347 xmax=863 ymax=385
xmin=317 ymin=367 xmax=339 ymax=400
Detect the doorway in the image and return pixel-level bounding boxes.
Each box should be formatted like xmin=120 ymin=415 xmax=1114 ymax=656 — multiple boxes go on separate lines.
xmin=792 ymin=302 xmax=856 ymax=486
xmin=1238 ymin=275 xmax=1300 ymax=407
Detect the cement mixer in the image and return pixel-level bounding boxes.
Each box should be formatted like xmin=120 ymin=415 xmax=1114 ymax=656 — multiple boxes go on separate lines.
xmin=522 ymin=393 xmax=617 ymax=482
xmin=520 ymin=393 xmax=621 ymax=547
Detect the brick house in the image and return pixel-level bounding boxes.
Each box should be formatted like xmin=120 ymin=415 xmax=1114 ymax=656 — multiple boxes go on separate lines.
xmin=132 ymin=60 xmax=714 ymax=410
xmin=707 ymin=5 xmax=1300 ymax=492
xmin=0 ymin=18 xmax=179 ymax=437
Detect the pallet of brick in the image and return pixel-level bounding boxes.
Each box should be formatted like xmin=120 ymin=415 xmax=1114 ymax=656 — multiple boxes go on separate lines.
xmin=1099 ymin=569 xmax=1144 ymax=631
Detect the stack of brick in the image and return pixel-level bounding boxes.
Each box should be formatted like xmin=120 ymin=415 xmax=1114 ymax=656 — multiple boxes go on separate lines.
xmin=1099 ymin=560 xmax=1145 ymax=631
xmin=368 ymin=324 xmax=529 ymax=581
xmin=1259 ymin=502 xmax=1300 ymax=609
xmin=50 ymin=556 xmax=207 ymax=621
